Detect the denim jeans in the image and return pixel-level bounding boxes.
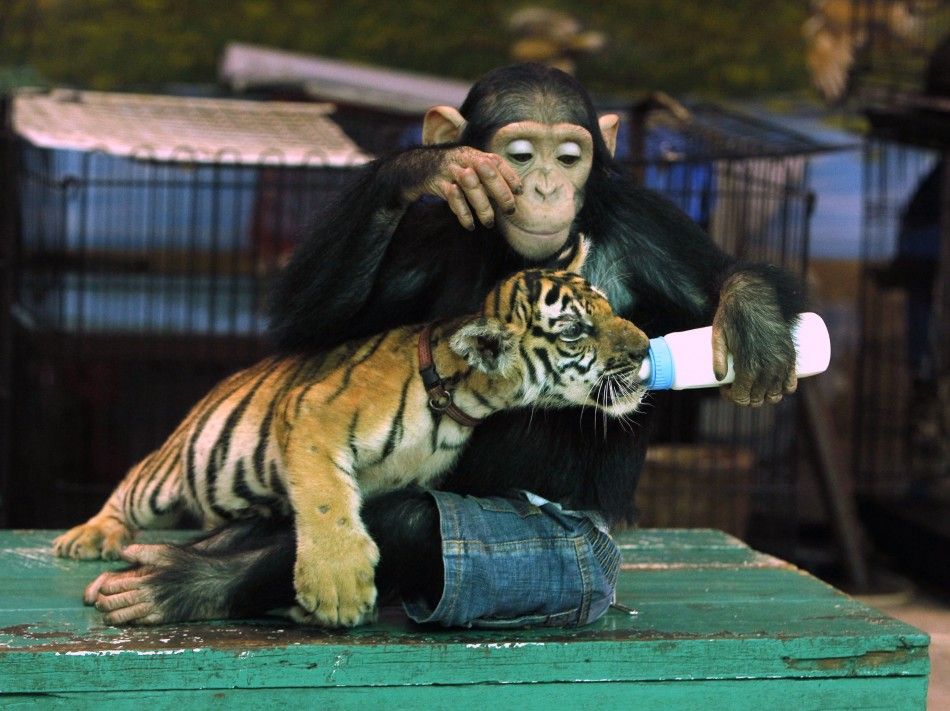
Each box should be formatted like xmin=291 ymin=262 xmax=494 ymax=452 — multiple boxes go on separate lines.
xmin=402 ymin=490 xmax=621 ymax=628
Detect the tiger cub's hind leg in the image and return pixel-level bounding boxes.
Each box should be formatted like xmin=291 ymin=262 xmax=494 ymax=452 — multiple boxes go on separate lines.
xmin=53 ymin=447 xmax=184 ymax=560
xmin=52 ymin=506 xmax=131 ymax=560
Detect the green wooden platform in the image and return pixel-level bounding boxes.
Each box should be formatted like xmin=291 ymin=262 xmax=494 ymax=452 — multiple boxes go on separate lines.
xmin=0 ymin=529 xmax=930 ymax=709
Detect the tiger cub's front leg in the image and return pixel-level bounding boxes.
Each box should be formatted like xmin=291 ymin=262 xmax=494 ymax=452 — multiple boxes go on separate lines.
xmin=280 ymin=414 xmax=379 ymax=627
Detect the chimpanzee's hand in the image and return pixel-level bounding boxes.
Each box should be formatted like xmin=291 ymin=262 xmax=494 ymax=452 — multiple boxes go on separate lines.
xmin=712 ymin=273 xmax=797 ymax=407
xmin=405 ymin=147 xmax=523 ymax=231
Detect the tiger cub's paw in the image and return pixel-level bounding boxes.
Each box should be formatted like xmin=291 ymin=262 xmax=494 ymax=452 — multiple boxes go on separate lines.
xmin=287 ymin=601 xmax=379 ymax=627
xmin=293 ymin=532 xmax=380 ymax=627
xmin=52 ymin=516 xmax=131 ymax=560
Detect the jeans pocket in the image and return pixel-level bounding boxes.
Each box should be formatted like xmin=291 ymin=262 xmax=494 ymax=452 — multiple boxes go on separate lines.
xmin=470 ymin=495 xmax=541 ymax=518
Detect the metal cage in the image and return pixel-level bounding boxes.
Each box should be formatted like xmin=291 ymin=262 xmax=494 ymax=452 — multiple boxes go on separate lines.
xmin=618 ymin=101 xmax=824 ymax=558
xmin=856 ymin=139 xmax=945 ymax=493
xmin=851 ymin=0 xmax=950 ymax=587
xmin=7 ymin=149 xmax=358 ymax=527
xmin=2 ymin=91 xmax=369 ymax=527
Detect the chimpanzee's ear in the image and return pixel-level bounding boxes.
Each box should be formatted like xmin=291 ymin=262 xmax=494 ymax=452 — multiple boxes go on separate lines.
xmin=423 ymin=106 xmax=468 ymax=145
xmin=598 ymin=113 xmax=620 ymax=157
xmin=449 ymin=318 xmax=516 ymax=374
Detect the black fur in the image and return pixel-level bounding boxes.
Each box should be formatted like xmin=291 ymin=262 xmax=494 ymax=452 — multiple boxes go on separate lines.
xmin=143 ymin=63 xmax=806 ymax=621
xmin=149 ymin=516 xmax=296 ymax=621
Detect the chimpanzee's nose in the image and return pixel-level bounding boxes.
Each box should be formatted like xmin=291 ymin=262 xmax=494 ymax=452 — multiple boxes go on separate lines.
xmin=532 ymin=173 xmax=559 ymax=200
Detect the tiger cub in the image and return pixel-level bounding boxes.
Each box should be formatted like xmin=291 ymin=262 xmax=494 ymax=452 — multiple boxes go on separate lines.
xmin=53 ymin=254 xmax=650 ymax=627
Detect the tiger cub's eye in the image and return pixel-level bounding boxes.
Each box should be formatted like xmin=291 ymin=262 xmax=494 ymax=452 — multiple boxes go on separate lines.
xmin=559 ymin=322 xmax=585 ymax=341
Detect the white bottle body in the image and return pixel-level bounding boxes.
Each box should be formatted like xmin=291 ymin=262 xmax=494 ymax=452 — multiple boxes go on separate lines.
xmin=640 ymin=312 xmax=831 ymax=390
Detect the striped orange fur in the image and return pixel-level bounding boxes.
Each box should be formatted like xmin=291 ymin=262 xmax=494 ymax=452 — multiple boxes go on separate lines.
xmin=53 ymin=249 xmax=649 ymax=626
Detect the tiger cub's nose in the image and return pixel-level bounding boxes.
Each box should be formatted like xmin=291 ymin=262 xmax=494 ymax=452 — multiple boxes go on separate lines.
xmin=627 ymin=343 xmax=648 ymax=365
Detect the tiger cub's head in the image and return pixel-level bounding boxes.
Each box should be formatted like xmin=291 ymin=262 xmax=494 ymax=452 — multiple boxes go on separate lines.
xmin=450 ymin=243 xmax=650 ymax=417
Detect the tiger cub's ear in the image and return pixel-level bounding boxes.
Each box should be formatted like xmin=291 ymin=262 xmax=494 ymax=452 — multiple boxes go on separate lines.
xmin=449 ymin=318 xmax=517 ymax=374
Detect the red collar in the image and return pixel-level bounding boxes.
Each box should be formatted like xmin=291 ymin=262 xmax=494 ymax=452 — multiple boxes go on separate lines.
xmin=417 ymin=323 xmax=484 ymax=428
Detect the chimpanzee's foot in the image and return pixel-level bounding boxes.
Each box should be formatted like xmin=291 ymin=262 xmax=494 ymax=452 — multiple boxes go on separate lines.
xmin=84 ymin=566 xmax=167 ymax=625
xmin=84 ymin=542 xmax=254 ymax=625
xmin=83 ymin=544 xmax=202 ymax=625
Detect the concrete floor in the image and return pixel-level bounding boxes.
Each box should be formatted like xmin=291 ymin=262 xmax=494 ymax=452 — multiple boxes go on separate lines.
xmin=872 ymin=593 xmax=950 ymax=710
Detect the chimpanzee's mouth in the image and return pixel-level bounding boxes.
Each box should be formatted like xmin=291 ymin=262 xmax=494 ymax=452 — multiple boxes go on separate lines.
xmin=501 ymin=215 xmax=572 ymax=240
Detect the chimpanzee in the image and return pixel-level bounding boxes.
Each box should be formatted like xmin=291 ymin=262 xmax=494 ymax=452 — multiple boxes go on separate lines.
xmin=84 ymin=64 xmax=804 ymax=627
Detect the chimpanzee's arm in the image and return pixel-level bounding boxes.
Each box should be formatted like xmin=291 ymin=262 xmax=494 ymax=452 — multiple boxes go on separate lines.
xmin=268 ymin=148 xmax=451 ymax=353
xmin=586 ymin=185 xmax=806 ymax=406
xmin=268 ymin=145 xmax=521 ymax=354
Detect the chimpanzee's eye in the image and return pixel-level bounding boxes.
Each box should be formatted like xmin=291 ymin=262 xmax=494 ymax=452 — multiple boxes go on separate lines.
xmin=559 ymin=321 xmax=586 ymax=342
xmin=556 ymin=141 xmax=582 ymax=167
xmin=506 ymin=139 xmax=535 ymax=164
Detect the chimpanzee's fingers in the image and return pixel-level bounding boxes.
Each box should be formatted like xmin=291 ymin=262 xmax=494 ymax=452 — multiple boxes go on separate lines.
xmin=727 ymin=367 xmax=790 ymax=406
xmin=474 ymin=159 xmax=517 ymax=216
xmin=766 ymin=379 xmax=784 ymax=404
xmin=441 ymin=181 xmax=475 ymax=231
xmin=102 ymin=602 xmax=156 ymax=626
xmin=120 ymin=543 xmax=169 ymax=566
xmin=84 ymin=571 xmax=111 ymax=605
xmin=95 ymin=588 xmax=151 ymax=613
xmin=451 ymin=165 xmax=495 ymax=228
xmin=98 ymin=569 xmax=151 ymax=596
xmin=765 ymin=366 xmax=793 ymax=404
xmin=727 ymin=371 xmax=755 ymax=406
xmin=711 ymin=325 xmax=730 ymax=382
xmin=483 ymin=153 xmax=524 ymax=209
xmin=783 ymin=367 xmax=798 ymax=395
xmin=747 ymin=375 xmax=769 ymax=408
xmin=494 ymin=155 xmax=523 ymax=195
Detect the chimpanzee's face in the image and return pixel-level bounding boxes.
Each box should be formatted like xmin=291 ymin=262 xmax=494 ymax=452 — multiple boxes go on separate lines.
xmin=489 ymin=121 xmax=594 ymax=260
